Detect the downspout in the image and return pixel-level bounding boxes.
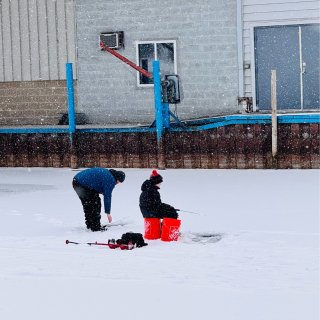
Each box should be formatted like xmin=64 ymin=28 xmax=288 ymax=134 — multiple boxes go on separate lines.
xmin=237 ymin=0 xmax=244 ymax=99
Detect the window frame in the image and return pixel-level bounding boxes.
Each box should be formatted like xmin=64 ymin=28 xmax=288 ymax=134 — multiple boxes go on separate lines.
xmin=135 ymin=40 xmax=178 ymax=88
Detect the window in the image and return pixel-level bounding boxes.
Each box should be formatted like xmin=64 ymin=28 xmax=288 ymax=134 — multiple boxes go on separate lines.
xmin=136 ymin=40 xmax=177 ymax=87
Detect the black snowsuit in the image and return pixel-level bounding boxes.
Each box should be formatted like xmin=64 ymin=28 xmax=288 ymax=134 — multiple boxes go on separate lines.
xmin=139 ymin=180 xmax=178 ymax=219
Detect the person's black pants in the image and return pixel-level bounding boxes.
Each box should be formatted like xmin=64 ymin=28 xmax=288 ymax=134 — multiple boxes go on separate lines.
xmin=73 ymin=179 xmax=101 ymax=231
xmin=141 ymin=203 xmax=178 ymax=219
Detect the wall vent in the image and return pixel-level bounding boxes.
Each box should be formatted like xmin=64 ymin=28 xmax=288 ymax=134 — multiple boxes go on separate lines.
xmin=100 ymin=32 xmax=124 ymax=50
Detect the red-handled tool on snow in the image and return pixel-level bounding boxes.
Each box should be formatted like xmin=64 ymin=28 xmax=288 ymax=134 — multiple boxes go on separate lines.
xmin=65 ymin=240 xmax=134 ymax=250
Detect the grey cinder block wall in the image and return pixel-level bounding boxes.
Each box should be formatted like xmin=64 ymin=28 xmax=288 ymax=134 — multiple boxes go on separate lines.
xmin=76 ymin=0 xmax=239 ymax=125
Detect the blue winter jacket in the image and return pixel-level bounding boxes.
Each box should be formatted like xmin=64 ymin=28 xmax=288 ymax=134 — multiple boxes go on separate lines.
xmin=73 ymin=168 xmax=116 ymax=214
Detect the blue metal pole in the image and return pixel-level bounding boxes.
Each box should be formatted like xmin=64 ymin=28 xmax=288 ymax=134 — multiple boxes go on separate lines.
xmin=153 ymin=60 xmax=163 ymax=144
xmin=163 ymin=102 xmax=170 ymax=128
xmin=66 ymin=63 xmax=76 ymax=135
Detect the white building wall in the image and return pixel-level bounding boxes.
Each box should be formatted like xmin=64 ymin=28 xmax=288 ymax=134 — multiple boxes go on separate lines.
xmin=242 ymin=0 xmax=320 ymax=104
xmin=0 ymin=0 xmax=76 ymax=82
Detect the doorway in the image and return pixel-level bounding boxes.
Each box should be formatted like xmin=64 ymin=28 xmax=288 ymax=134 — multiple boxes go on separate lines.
xmin=254 ymin=24 xmax=320 ymax=110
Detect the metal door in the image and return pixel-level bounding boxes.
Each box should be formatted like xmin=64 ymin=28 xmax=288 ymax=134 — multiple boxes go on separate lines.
xmin=254 ymin=24 xmax=320 ymax=110
xmin=301 ymin=24 xmax=320 ymax=109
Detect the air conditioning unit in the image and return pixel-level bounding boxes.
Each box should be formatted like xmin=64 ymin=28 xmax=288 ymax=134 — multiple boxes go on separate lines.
xmin=100 ymin=31 xmax=124 ymax=50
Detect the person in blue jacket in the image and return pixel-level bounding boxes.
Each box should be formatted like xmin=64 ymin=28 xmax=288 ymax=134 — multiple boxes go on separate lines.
xmin=73 ymin=168 xmax=125 ymax=231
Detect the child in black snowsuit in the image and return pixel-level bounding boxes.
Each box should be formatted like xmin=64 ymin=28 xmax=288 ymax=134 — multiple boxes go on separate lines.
xmin=139 ymin=170 xmax=178 ymax=219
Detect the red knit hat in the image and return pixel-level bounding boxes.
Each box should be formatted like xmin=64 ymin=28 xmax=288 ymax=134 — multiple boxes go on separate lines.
xmin=150 ymin=170 xmax=163 ymax=184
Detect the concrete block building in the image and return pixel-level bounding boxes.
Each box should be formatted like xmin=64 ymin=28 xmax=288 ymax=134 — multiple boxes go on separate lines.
xmin=75 ymin=0 xmax=239 ymax=125
xmin=0 ymin=0 xmax=319 ymax=126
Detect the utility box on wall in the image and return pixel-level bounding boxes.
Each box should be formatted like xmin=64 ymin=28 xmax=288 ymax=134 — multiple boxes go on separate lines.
xmin=99 ymin=31 xmax=124 ymax=49
xmin=162 ymin=75 xmax=181 ymax=104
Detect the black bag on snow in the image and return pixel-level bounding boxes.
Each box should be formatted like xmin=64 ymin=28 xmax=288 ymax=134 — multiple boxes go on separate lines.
xmin=116 ymin=232 xmax=148 ymax=248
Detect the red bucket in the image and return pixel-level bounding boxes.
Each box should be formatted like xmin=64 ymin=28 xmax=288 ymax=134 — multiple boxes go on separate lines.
xmin=161 ymin=218 xmax=181 ymax=242
xmin=144 ymin=218 xmax=161 ymax=240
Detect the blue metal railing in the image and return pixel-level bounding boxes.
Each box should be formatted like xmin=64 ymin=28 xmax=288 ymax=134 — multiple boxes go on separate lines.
xmin=0 ymin=114 xmax=318 ymax=135
xmin=169 ymin=113 xmax=320 ymax=132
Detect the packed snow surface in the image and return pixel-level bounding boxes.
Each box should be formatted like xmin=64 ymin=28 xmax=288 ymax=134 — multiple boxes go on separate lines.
xmin=0 ymin=168 xmax=319 ymax=320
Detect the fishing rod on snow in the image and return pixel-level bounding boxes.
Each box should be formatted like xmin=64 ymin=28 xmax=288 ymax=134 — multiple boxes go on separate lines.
xmin=177 ymin=209 xmax=202 ymax=215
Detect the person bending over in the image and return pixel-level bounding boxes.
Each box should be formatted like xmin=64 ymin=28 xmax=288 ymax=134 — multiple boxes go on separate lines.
xmin=73 ymin=168 xmax=125 ymax=231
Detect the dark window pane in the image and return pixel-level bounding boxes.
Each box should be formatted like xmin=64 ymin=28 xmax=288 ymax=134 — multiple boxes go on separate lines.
xmin=138 ymin=43 xmax=154 ymax=84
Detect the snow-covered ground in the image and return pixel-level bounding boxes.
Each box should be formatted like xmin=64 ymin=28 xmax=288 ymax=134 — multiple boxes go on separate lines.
xmin=0 ymin=168 xmax=319 ymax=320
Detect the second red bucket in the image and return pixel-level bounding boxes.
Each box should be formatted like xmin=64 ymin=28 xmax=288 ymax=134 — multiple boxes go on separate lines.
xmin=144 ymin=218 xmax=161 ymax=240
xmin=161 ymin=218 xmax=181 ymax=242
